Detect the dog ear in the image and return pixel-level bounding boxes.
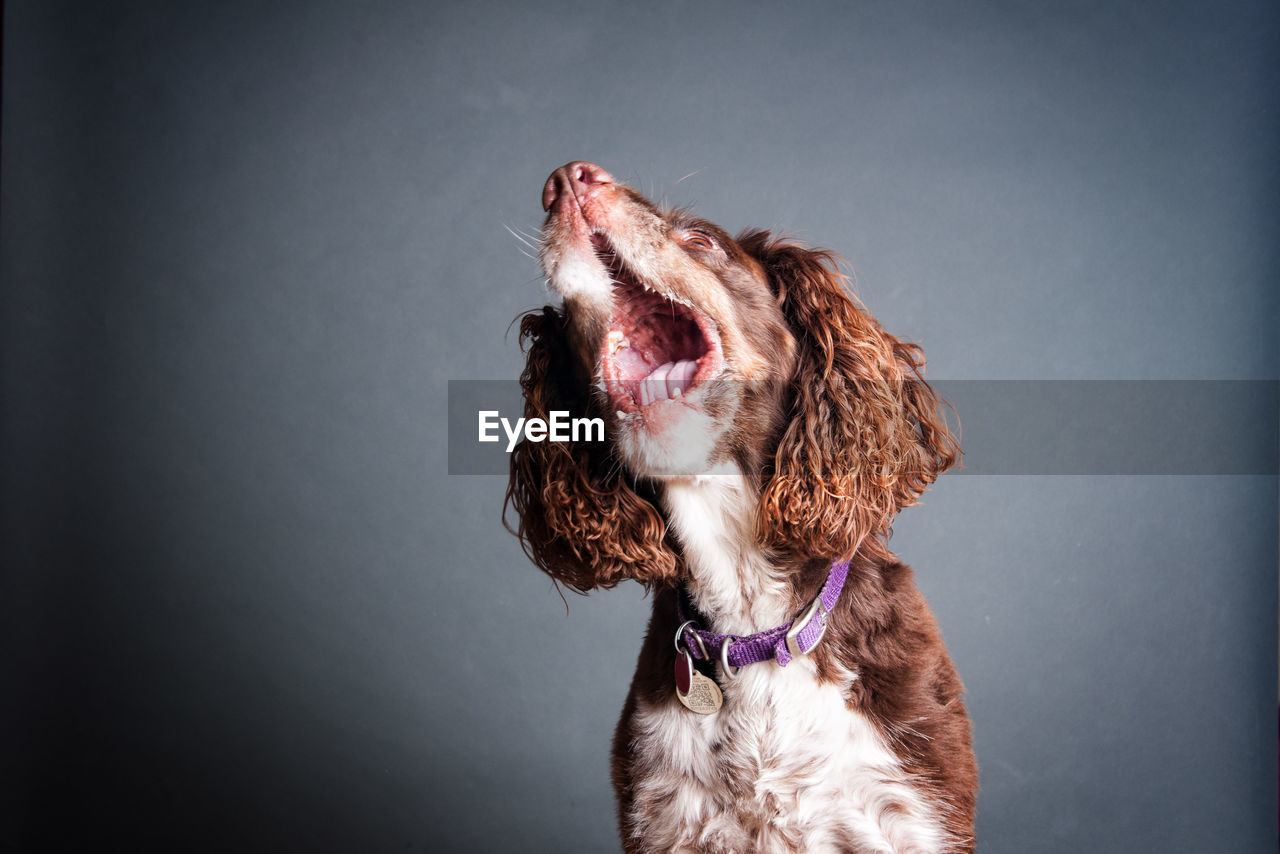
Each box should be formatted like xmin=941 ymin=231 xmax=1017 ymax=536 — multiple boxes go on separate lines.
xmin=739 ymin=233 xmax=960 ymax=561
xmin=504 ymin=307 xmax=679 ymax=592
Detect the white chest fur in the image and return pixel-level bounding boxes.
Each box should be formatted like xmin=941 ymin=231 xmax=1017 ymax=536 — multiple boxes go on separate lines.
xmin=626 ymin=474 xmax=944 ymax=854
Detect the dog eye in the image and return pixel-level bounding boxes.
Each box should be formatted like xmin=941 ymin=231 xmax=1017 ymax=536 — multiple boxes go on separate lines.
xmin=680 ymin=230 xmax=716 ymax=250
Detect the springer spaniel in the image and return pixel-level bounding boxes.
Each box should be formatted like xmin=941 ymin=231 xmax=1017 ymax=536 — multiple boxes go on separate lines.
xmin=506 ymin=162 xmax=977 ymax=853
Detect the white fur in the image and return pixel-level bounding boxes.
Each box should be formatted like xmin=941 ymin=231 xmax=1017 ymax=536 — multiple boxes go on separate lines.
xmin=614 ymin=401 xmax=722 ymax=478
xmin=626 ymin=472 xmax=946 ymax=853
xmin=542 ymin=243 xmax=612 ymax=300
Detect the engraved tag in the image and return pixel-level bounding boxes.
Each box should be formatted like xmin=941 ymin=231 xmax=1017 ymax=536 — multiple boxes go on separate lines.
xmin=675 ymin=651 xmax=722 ymax=715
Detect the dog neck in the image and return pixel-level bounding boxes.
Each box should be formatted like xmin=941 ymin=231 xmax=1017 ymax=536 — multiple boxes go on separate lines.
xmin=659 ymin=469 xmax=794 ymax=636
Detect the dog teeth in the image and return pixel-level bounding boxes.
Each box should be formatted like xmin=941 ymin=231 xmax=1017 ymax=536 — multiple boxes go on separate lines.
xmin=671 ymin=387 xmax=682 ymax=397
xmin=616 ymin=410 xmax=627 ymax=420
xmin=607 ymin=330 xmax=630 ymax=354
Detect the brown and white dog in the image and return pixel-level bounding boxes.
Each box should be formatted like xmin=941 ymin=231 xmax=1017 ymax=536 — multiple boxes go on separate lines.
xmin=506 ymin=162 xmax=977 ymax=853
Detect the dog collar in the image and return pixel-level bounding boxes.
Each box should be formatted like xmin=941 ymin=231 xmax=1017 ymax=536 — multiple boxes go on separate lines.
xmin=676 ymin=558 xmax=850 ymax=675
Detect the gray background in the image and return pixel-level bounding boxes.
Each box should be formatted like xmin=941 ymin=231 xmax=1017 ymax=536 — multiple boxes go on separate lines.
xmin=3 ymin=2 xmax=1276 ymax=852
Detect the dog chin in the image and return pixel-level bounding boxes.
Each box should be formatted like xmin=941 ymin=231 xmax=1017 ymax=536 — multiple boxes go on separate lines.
xmin=616 ymin=400 xmax=723 ymax=478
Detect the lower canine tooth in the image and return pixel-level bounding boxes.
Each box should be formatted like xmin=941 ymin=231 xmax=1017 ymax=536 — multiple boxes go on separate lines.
xmin=672 ymin=387 xmax=682 ymax=397
xmin=616 ymin=410 xmax=626 ymax=420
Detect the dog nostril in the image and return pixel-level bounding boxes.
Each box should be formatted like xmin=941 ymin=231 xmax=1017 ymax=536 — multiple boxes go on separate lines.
xmin=543 ymin=161 xmax=614 ymax=211
xmin=572 ymin=162 xmax=614 ymax=187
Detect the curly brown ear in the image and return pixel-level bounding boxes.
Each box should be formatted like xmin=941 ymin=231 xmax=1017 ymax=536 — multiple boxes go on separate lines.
xmin=738 ymin=232 xmax=960 ymax=561
xmin=503 ymin=307 xmax=679 ymax=593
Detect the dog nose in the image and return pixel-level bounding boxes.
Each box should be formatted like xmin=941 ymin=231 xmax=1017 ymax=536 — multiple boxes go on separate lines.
xmin=542 ymin=161 xmax=615 ymax=212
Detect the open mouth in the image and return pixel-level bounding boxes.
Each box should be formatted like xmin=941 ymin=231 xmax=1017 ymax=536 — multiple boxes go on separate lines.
xmin=594 ymin=237 xmax=723 ymax=413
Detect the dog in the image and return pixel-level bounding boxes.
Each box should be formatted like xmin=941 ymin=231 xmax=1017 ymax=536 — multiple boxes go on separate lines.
xmin=506 ymin=162 xmax=977 ymax=853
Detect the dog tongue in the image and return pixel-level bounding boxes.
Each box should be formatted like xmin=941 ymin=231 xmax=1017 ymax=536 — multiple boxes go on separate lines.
xmin=613 ymin=346 xmax=650 ymax=381
xmin=665 ymin=359 xmax=698 ymax=394
xmin=638 ymin=359 xmax=698 ymax=406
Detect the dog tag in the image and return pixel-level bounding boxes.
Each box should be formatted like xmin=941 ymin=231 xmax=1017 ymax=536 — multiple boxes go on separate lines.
xmin=675 ymin=650 xmax=722 ymax=715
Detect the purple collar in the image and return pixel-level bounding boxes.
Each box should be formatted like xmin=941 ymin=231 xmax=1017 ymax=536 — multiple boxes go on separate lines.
xmin=676 ymin=559 xmax=850 ymax=674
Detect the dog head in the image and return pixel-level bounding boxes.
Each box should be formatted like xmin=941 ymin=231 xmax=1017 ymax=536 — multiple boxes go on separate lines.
xmin=506 ymin=162 xmax=958 ymax=591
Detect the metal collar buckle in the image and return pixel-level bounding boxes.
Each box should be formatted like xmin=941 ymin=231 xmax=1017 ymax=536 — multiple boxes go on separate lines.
xmin=784 ymin=596 xmax=829 ymax=659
